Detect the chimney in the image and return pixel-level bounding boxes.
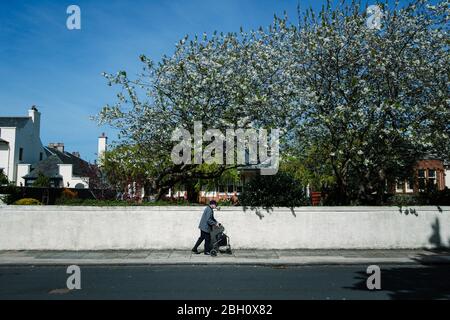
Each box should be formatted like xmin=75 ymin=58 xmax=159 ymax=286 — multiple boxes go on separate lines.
xmin=98 ymin=132 xmax=108 ymax=164
xmin=72 ymin=151 xmax=80 ymax=158
xmin=48 ymin=142 xmax=65 ymax=153
xmin=28 ymin=105 xmax=41 ymax=138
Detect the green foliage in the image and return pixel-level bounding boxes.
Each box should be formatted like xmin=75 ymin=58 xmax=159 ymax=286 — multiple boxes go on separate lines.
xmin=419 ymin=188 xmax=450 ymax=206
xmin=239 ymin=172 xmax=308 ymax=209
xmin=217 ymin=199 xmax=234 ymax=206
xmin=0 ymin=171 xmax=9 ymax=185
xmin=0 ymin=185 xmax=21 ymax=204
xmin=14 ymin=198 xmax=42 ymax=205
xmin=32 ymin=173 xmax=51 ymax=188
xmin=54 ymin=198 xmax=194 ymax=206
xmin=386 ymin=194 xmax=422 ymax=207
xmin=385 ymin=189 xmax=450 ymax=206
xmin=96 ymin=0 xmax=449 ymax=205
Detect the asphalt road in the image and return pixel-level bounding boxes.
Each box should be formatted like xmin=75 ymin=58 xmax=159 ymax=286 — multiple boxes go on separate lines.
xmin=0 ymin=264 xmax=449 ymax=300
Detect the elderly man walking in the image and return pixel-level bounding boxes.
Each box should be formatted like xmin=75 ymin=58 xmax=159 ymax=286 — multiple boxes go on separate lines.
xmin=192 ymin=200 xmax=219 ymax=255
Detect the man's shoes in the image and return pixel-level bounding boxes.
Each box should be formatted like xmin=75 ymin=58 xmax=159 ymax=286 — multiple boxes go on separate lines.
xmin=191 ymin=249 xmax=200 ymax=254
xmin=204 ymin=252 xmax=211 ymax=255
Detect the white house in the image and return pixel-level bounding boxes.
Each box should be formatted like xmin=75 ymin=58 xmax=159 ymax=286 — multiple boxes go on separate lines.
xmin=0 ymin=106 xmax=46 ymax=185
xmin=21 ymin=143 xmax=92 ymax=189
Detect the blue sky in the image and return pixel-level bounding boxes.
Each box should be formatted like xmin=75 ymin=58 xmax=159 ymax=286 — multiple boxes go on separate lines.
xmin=0 ymin=0 xmax=416 ymax=162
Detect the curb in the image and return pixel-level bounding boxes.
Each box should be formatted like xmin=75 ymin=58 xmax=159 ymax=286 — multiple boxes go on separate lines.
xmin=1 ymin=256 xmax=450 ymax=266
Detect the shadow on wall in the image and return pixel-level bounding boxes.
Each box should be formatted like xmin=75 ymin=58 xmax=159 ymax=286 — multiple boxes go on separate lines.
xmin=345 ymin=217 xmax=450 ymax=300
xmin=398 ymin=205 xmax=445 ymax=217
xmin=242 ymin=206 xmax=298 ymax=220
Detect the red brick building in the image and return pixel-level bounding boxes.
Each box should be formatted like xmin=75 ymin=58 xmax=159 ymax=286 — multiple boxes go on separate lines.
xmin=394 ymin=157 xmax=447 ymax=194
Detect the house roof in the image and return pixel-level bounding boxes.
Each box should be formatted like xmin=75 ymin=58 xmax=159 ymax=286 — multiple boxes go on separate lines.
xmin=23 ymin=147 xmax=91 ymax=179
xmin=0 ymin=117 xmax=30 ymax=129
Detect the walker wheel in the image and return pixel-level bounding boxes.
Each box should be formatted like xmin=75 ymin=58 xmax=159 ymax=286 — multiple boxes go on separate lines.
xmin=210 ymin=249 xmax=218 ymax=256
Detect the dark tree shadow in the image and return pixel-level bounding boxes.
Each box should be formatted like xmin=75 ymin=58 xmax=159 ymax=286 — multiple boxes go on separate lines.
xmin=345 ymin=264 xmax=450 ymax=300
xmin=398 ymin=206 xmax=419 ymax=216
xmin=345 ymin=217 xmax=450 ymax=300
xmin=428 ymin=218 xmax=442 ymax=248
xmin=242 ymin=205 xmax=297 ymax=219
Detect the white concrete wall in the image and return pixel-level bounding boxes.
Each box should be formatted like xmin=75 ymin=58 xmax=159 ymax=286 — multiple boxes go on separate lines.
xmin=0 ymin=206 xmax=449 ymax=250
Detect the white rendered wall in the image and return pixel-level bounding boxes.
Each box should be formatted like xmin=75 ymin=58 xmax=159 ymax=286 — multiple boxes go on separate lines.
xmin=0 ymin=128 xmax=16 ymax=182
xmin=58 ymin=164 xmax=89 ymax=189
xmin=16 ymin=164 xmax=31 ymax=186
xmin=0 ymin=206 xmax=449 ymax=250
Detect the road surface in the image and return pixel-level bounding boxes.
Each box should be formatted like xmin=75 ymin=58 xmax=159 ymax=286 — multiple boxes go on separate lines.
xmin=1 ymin=264 xmax=449 ymax=300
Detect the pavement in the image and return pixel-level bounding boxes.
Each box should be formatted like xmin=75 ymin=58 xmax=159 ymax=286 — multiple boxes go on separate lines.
xmin=1 ymin=249 xmax=450 ymax=266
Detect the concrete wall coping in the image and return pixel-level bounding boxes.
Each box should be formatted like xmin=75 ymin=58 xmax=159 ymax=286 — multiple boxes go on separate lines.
xmin=1 ymin=205 xmax=449 ymax=213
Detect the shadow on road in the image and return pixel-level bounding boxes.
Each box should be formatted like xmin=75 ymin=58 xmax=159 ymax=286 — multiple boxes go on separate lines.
xmin=345 ymin=263 xmax=450 ymax=300
xmin=346 ymin=217 xmax=450 ymax=300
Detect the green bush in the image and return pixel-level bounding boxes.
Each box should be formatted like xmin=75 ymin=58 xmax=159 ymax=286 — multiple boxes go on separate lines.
xmin=1 ymin=185 xmax=22 ymax=204
xmin=217 ymin=199 xmax=234 ymax=206
xmin=14 ymin=198 xmax=42 ymax=205
xmin=53 ymin=198 xmax=195 ymax=206
xmin=386 ymin=194 xmax=422 ymax=206
xmin=386 ymin=189 xmax=450 ymax=206
xmin=32 ymin=173 xmax=51 ymax=188
xmin=420 ymin=188 xmax=450 ymax=206
xmin=239 ymin=172 xmax=308 ymax=209
xmin=0 ymin=171 xmax=9 ymax=185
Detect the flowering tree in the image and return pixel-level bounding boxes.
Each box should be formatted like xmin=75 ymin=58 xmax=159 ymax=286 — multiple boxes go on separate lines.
xmin=97 ymin=0 xmax=449 ymax=204
xmin=96 ymin=24 xmax=294 ymax=200
xmin=288 ymin=0 xmax=449 ymax=203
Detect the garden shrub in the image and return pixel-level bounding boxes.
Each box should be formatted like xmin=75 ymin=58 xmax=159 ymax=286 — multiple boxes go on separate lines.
xmin=14 ymin=198 xmax=42 ymax=205
xmin=239 ymin=172 xmax=308 ymax=209
xmin=386 ymin=194 xmax=423 ymax=206
xmin=1 ymin=185 xmax=22 ymax=205
xmin=217 ymin=199 xmax=234 ymax=206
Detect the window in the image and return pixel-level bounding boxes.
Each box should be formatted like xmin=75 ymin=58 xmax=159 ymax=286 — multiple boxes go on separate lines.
xmin=227 ymin=184 xmax=234 ymax=193
xmin=19 ymin=148 xmax=24 ymax=161
xmin=418 ymin=169 xmax=426 ymax=191
xmin=39 ymin=152 xmax=43 ymax=161
xmin=407 ymin=178 xmax=414 ymax=192
xmin=218 ymin=185 xmax=225 ymax=193
xmin=396 ymin=180 xmax=404 ymax=192
xmin=428 ymin=170 xmax=436 ymax=181
xmin=428 ymin=169 xmax=437 ymax=190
